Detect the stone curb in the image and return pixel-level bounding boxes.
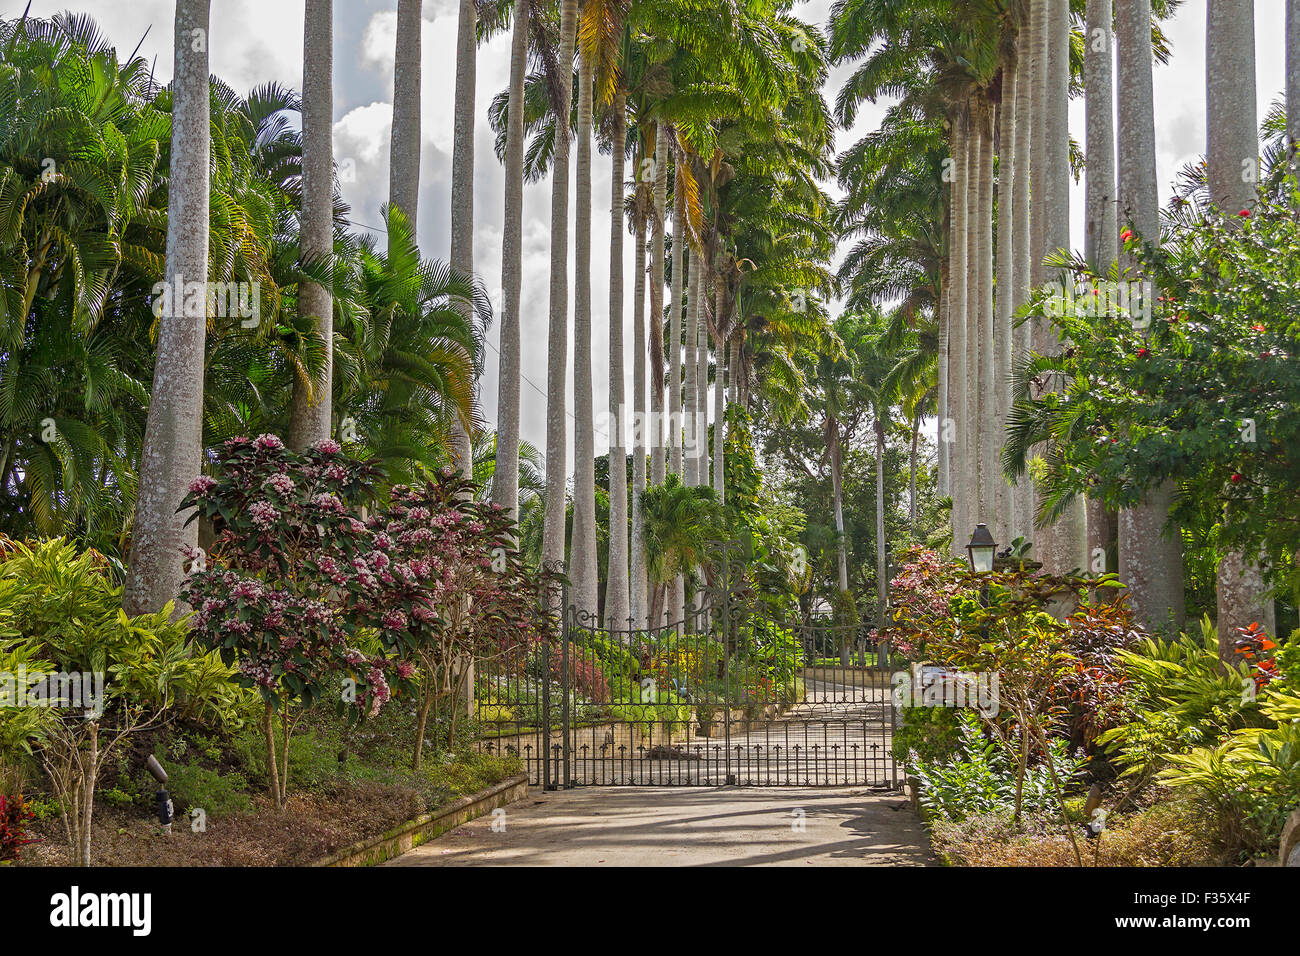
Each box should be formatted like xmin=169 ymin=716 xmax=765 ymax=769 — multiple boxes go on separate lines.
xmin=311 ymin=772 xmax=530 ymax=867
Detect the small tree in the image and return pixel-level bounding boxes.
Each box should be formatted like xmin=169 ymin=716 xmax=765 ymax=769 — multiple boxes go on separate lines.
xmin=0 ymin=539 xmax=232 ymax=864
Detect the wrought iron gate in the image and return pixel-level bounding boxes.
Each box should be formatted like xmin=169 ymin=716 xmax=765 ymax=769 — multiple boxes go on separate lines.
xmin=476 ymin=545 xmax=899 ymax=789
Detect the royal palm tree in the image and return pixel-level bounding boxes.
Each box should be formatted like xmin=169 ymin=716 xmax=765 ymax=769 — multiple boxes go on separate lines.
xmin=1206 ymin=0 xmax=1275 ymax=644
xmin=569 ymin=6 xmax=598 ymax=615
xmin=1115 ymin=0 xmax=1185 ymax=633
xmin=493 ymin=0 xmax=530 ymax=524
xmin=1083 ymin=0 xmax=1117 ymax=574
xmin=448 ymin=0 xmax=477 ymax=478
xmin=542 ymin=0 xmax=579 ymax=581
xmin=389 ymin=0 xmax=421 ymax=241
xmin=124 ymin=0 xmax=212 ymax=615
xmin=288 ymin=0 xmax=333 ymax=451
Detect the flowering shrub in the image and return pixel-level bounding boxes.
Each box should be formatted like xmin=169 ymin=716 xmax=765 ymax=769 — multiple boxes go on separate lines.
xmin=181 ymin=436 xmax=555 ymax=788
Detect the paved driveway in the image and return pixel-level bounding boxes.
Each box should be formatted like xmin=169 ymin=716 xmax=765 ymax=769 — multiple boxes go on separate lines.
xmin=384 ymin=786 xmax=933 ymax=867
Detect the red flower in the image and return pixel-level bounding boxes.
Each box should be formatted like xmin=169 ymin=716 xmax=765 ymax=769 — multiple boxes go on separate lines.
xmin=1251 ymin=324 xmax=1266 ymax=332
xmin=1230 ymin=473 xmax=1243 ymax=484
xmin=1120 ymin=228 xmax=1134 ymax=242
xmin=1136 ymin=347 xmax=1149 ymax=358
xmin=1239 ymin=209 xmax=1251 ymax=218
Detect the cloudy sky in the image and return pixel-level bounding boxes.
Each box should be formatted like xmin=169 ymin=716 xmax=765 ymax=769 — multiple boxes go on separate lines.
xmin=19 ymin=0 xmax=1291 ymax=471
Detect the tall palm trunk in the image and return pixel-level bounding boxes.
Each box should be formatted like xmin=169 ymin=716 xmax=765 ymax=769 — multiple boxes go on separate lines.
xmin=289 ymin=0 xmax=334 ymax=451
xmin=1012 ymin=13 xmax=1035 ymax=542
xmin=542 ymin=0 xmax=579 ymax=580
xmin=649 ymin=131 xmax=668 ymax=490
xmin=947 ymin=111 xmax=970 ymax=552
xmin=908 ymin=412 xmax=919 ymax=537
xmin=1207 ymin=0 xmax=1274 ymax=646
xmin=448 ymin=0 xmax=477 ymax=477
xmin=1084 ymin=0 xmax=1118 ymax=577
xmin=389 ymin=0 xmax=421 ymax=240
xmin=937 ymin=260 xmax=949 ymax=509
xmin=683 ymin=250 xmax=700 ymax=486
xmin=124 ymin=0 xmax=211 ymax=616
xmin=604 ymin=93 xmax=630 ymax=631
xmin=493 ymin=0 xmax=530 ymax=522
xmin=975 ymin=99 xmax=995 ymax=545
xmin=993 ymin=66 xmax=1016 ymax=548
xmin=695 ymin=286 xmax=708 ymax=489
xmin=571 ymin=44 xmax=598 ymax=615
xmin=1116 ymin=0 xmax=1185 ymax=633
xmin=875 ymin=415 xmax=888 ymax=623
xmin=1289 ymin=1 xmax=1300 ymax=176
xmin=1034 ymin=0 xmax=1087 ymax=575
xmin=669 ymin=189 xmax=685 ymax=479
xmin=712 ymin=278 xmax=726 ymax=500
xmin=964 ymin=105 xmax=982 ymax=545
xmin=829 ymin=421 xmax=849 ymax=593
xmin=630 ymin=209 xmax=649 ymax=627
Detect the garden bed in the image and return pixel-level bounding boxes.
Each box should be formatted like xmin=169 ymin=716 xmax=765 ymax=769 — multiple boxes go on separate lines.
xmin=14 ymin=755 xmax=523 ymax=867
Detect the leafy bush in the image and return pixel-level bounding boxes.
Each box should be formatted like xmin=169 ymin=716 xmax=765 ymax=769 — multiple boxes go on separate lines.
xmin=162 ymin=757 xmax=253 ymax=819
xmin=1096 ymin=618 xmax=1264 ymax=781
xmin=0 ymin=538 xmax=237 ymax=864
xmin=0 ymin=793 xmax=34 ymax=861
xmin=913 ymin=712 xmax=1088 ymax=823
xmin=893 ymin=706 xmax=964 ymax=766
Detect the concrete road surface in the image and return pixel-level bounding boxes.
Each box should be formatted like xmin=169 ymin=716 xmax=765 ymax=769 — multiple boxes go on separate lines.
xmin=384 ymin=786 xmax=933 ymax=867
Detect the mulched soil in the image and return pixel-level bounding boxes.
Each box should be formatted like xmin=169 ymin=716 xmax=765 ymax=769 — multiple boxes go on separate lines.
xmin=16 ymin=780 xmax=427 ymax=866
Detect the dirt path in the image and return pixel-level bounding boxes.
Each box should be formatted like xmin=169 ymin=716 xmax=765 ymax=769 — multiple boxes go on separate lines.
xmin=384 ymin=785 xmax=934 ymax=867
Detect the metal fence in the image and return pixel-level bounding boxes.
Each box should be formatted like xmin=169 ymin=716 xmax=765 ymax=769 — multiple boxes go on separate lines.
xmin=476 ymin=548 xmax=898 ymax=790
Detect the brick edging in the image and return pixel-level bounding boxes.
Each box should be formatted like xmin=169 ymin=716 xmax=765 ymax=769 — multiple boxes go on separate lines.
xmin=312 ymin=772 xmax=530 ymax=867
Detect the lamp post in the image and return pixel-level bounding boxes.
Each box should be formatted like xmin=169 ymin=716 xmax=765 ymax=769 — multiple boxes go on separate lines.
xmin=966 ymin=523 xmax=996 ymax=573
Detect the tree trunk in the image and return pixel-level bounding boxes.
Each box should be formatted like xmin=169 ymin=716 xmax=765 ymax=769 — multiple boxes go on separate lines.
xmin=976 ymin=99 xmax=995 ymax=546
xmin=447 ymin=0 xmax=477 ymax=477
xmin=571 ymin=43 xmax=598 ymax=615
xmin=542 ymin=0 xmax=579 ymax=579
xmin=830 ymin=423 xmax=849 ymax=594
xmin=909 ymin=413 xmax=919 ymax=537
xmin=1034 ymin=0 xmax=1087 ymax=575
xmin=684 ymin=249 xmax=700 ymax=486
xmin=649 ymin=131 xmax=668 ymax=489
xmin=948 ymin=110 xmax=969 ymax=553
xmin=289 ymin=0 xmax=334 ymax=452
xmin=389 ymin=0 xmax=421 ymax=237
xmin=493 ymin=0 xmax=530 ymax=523
xmin=630 ymin=213 xmax=649 ymax=628
xmin=604 ymin=93 xmax=630 ymax=632
xmin=695 ymin=283 xmax=709 ymax=489
xmin=1015 ymin=0 xmax=1041 ymax=543
xmin=1116 ymin=0 xmax=1185 ymax=633
xmin=1084 ymin=0 xmax=1118 ymax=575
xmin=1207 ymin=0 xmax=1270 ymax=645
xmin=712 ymin=328 xmax=725 ymax=501
xmin=875 ymin=415 xmax=888 ymax=623
xmin=964 ymin=105 xmax=982 ymax=549
xmin=1289 ymin=0 xmax=1300 ymax=178
xmin=993 ymin=65 xmax=1016 ymax=549
xmin=124 ymin=0 xmax=211 ymax=616
xmin=669 ymin=189 xmax=685 ymax=479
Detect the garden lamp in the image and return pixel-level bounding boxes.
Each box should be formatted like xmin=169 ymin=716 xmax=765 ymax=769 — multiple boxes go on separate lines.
xmin=966 ymin=524 xmax=996 ymax=574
